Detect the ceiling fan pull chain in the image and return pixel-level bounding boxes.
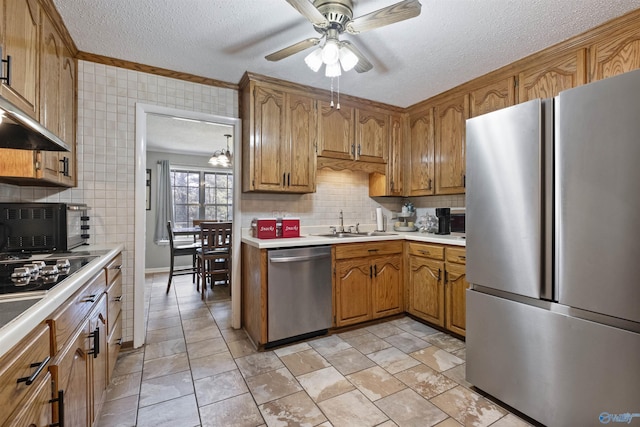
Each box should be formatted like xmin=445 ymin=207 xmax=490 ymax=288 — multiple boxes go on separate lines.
xmin=337 ymin=76 xmax=341 ymax=110
xmin=330 ymin=77 xmax=335 ymax=108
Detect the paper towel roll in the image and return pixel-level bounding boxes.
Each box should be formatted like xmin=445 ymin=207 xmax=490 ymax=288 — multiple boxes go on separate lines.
xmin=376 ymin=207 xmax=384 ymax=231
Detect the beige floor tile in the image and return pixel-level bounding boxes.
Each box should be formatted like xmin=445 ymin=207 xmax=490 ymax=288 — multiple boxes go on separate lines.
xmin=182 ymin=315 xmax=217 ymax=331
xmin=434 ymin=418 xmax=462 ymax=427
xmin=323 ymin=347 xmax=376 ymax=375
xmin=199 ymin=393 xmax=264 ymax=427
xmin=144 ymin=325 xmax=184 ymax=344
xmin=430 ymin=386 xmax=508 ymax=427
xmin=136 ymin=394 xmax=200 ymax=427
xmin=220 ymin=326 xmax=250 ymax=343
xmin=347 ymin=366 xmax=406 ymax=401
xmin=338 ymin=327 xmax=370 ymax=339
xmin=147 ymin=307 xmax=180 ymax=320
xmin=365 ymin=322 xmax=406 ymax=338
xmin=272 ymin=341 xmax=312 ymax=357
xmin=245 ymin=367 xmax=303 ymax=405
xmin=309 ymin=334 xmax=352 ymax=356
xmin=179 ymin=306 xmax=214 ymax=320
xmin=377 ymin=421 xmax=399 ymax=427
xmin=490 ymin=413 xmax=535 ymax=427
xmin=186 ymin=336 xmax=229 ymax=359
xmin=139 ymin=370 xmax=194 ymax=407
xmin=423 ymin=332 xmax=466 ymax=352
xmin=384 ymin=331 xmax=433 ymax=354
xmin=96 ymin=394 xmax=138 ymax=427
xmin=297 ymin=366 xmax=355 ymax=402
xmin=318 ymin=389 xmax=388 ymax=426
xmin=143 ymin=337 xmax=186 ymax=361
xmin=395 ymin=364 xmax=458 ymax=399
xmin=259 ymin=390 xmax=327 ymax=427
xmin=376 ymin=388 xmax=448 ymax=427
xmin=280 ymin=348 xmax=330 ymax=376
xmin=236 ymin=351 xmax=285 ymax=378
xmin=146 ymin=315 xmax=182 ymax=331
xmin=228 ymin=337 xmax=259 ymax=358
xmin=112 ymin=349 xmax=144 ymax=377
xmin=106 ymin=371 xmax=143 ymax=401
xmin=367 ymin=347 xmax=421 ymax=374
xmin=344 ymin=332 xmax=393 ymax=354
xmin=442 ymin=364 xmax=473 ymax=389
xmin=184 ymin=324 xmax=223 ymax=343
xmin=410 ymin=346 xmax=464 ymax=372
xmin=451 ymin=347 xmax=466 ymax=361
xmin=190 ymin=350 xmax=237 ymax=380
xmin=393 ymin=318 xmax=440 ymax=337
xmin=194 ymin=369 xmax=248 ymax=407
xmin=142 ymin=352 xmax=190 ymax=380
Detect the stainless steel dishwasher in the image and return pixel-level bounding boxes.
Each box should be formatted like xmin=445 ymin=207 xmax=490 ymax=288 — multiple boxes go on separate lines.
xmin=267 ymin=245 xmax=332 ymax=346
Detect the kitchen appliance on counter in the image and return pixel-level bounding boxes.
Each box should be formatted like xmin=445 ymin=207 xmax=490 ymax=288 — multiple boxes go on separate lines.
xmin=266 ymin=245 xmax=332 ymax=346
xmin=434 ymin=208 xmax=450 ymax=235
xmin=449 ymin=208 xmax=465 ymax=237
xmin=466 ymin=69 xmax=640 ymax=426
xmin=0 ymin=203 xmax=90 ymax=253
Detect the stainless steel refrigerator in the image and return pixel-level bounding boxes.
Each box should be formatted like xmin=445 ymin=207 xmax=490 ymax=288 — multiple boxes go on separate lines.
xmin=465 ymin=69 xmax=640 ymax=427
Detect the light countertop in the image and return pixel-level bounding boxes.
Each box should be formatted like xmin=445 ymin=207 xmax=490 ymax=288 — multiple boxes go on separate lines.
xmin=0 ymin=244 xmax=123 ymax=359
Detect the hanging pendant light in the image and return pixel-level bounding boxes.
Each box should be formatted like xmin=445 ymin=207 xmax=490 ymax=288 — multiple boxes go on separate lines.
xmin=208 ymin=134 xmax=233 ymax=167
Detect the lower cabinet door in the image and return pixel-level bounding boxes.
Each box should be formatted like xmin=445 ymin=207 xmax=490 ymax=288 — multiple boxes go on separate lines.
xmin=4 ymin=372 xmax=53 ymax=427
xmin=89 ymin=296 xmax=108 ymax=425
xmin=371 ymin=255 xmax=403 ymax=318
xmin=107 ymin=313 xmax=123 ymax=380
xmin=335 ymin=258 xmax=372 ymax=327
xmin=408 ymin=256 xmax=445 ymax=327
xmin=445 ymin=262 xmax=469 ymax=336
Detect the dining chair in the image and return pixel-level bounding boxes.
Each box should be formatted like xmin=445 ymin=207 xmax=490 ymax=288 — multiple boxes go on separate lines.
xmin=196 ymin=222 xmax=232 ymax=300
xmin=166 ymin=221 xmax=200 ymax=295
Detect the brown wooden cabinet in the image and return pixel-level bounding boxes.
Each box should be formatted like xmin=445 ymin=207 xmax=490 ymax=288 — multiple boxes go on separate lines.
xmin=590 ymin=27 xmax=640 ymax=81
xmin=3 ymin=371 xmax=53 ymax=427
xmin=469 ymin=77 xmax=516 ymax=117
xmin=518 ymin=50 xmax=587 ymax=102
xmin=354 ymin=107 xmax=388 ymax=164
xmin=316 ymin=99 xmax=355 ymax=160
xmin=407 ymin=108 xmax=435 ymax=196
xmin=0 ymin=0 xmax=40 ymax=118
xmin=88 ymin=295 xmax=108 ymax=426
xmin=434 ymin=94 xmax=468 ymax=195
xmin=105 ymin=254 xmax=123 ymax=379
xmin=407 ymin=242 xmax=468 ymax=336
xmin=370 ymin=113 xmax=403 ymax=197
xmin=241 ymin=80 xmax=316 ymax=193
xmin=334 ymin=241 xmax=403 ymax=327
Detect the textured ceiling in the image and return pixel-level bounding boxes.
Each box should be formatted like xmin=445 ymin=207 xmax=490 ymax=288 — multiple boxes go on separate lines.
xmin=53 ymin=1 xmax=640 ymax=108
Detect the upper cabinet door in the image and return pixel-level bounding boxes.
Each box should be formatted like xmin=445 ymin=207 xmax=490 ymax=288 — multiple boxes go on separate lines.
xmin=355 ymin=107 xmax=388 ymax=163
xmin=253 ymin=86 xmax=287 ymax=191
xmin=434 ymin=94 xmax=468 ymax=195
xmin=590 ymin=29 xmax=640 ymax=81
xmin=408 ymin=109 xmax=435 ymax=196
xmin=1 ymin=0 xmax=40 ymax=118
xmin=286 ymin=93 xmax=316 ymax=193
xmin=316 ymin=101 xmax=354 ymax=160
xmin=469 ymin=77 xmax=516 ymax=118
xmin=518 ymin=49 xmax=587 ymax=102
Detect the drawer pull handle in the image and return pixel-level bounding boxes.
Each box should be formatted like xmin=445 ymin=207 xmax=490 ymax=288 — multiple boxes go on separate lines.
xmin=368 ymin=249 xmax=379 ymax=253
xmin=459 ymin=256 xmax=466 ymax=260
xmin=117 ymin=338 xmax=123 ymax=346
xmin=114 ymin=265 xmax=123 ymax=270
xmin=50 ymin=389 xmax=65 ymax=427
xmin=17 ymin=356 xmax=50 ymax=385
xmin=89 ymin=327 xmax=100 ymax=358
xmin=114 ymin=295 xmax=123 ymax=302
xmin=419 ymin=250 xmax=430 ymax=255
xmin=85 ymin=294 xmax=97 ymax=303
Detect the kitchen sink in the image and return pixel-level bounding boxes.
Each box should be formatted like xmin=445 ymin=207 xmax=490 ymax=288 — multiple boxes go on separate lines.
xmin=315 ymin=231 xmax=397 ymax=238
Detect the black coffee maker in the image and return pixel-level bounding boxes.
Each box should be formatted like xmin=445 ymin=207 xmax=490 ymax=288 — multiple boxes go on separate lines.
xmin=435 ymin=208 xmax=450 ymax=235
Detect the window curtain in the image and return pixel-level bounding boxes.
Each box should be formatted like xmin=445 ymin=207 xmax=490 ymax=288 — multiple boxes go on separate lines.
xmin=154 ymin=160 xmax=173 ymax=243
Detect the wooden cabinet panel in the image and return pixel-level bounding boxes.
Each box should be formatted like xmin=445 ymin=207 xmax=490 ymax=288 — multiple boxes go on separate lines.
xmin=253 ymin=86 xmax=287 ymax=191
xmin=335 ymin=258 xmax=372 ymax=327
xmin=445 ymin=247 xmax=466 ymax=265
xmin=335 ymin=240 xmax=402 ymax=260
xmin=107 ymin=314 xmax=122 ymax=380
xmin=286 ymin=92 xmax=316 ymax=192
xmin=434 ymin=94 xmax=468 ymax=195
xmin=107 ymin=273 xmax=123 ymax=334
xmin=1 ymin=0 xmax=39 ymax=118
xmin=518 ymin=50 xmax=587 ymax=102
xmin=4 ymin=371 xmax=52 ymax=427
xmin=316 ymin=100 xmax=354 ymax=160
xmin=89 ymin=296 xmax=108 ymax=425
xmin=590 ymin=30 xmax=640 ymax=81
xmin=407 ymin=242 xmax=444 ymax=260
xmin=369 ymin=113 xmax=403 ymax=197
xmin=445 ymin=262 xmax=469 ymax=337
xmin=355 ymin=107 xmax=388 ymax=163
xmin=408 ymin=109 xmax=435 ymax=196
xmin=371 ymin=254 xmax=403 ymax=318
xmin=408 ymin=256 xmax=444 ymax=327
xmin=470 ymin=77 xmax=516 ymax=117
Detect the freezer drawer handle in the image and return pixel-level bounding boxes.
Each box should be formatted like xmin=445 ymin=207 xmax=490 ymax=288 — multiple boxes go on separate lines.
xmin=269 ymin=253 xmax=330 ymax=263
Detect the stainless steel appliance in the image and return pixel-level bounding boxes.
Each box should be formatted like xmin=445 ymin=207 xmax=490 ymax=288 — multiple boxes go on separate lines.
xmin=449 ymin=208 xmax=465 ymax=237
xmin=465 ymin=69 xmax=640 ymax=426
xmin=267 ymin=245 xmax=332 ymax=346
xmin=0 ymin=203 xmax=90 ymax=253
xmin=435 ymin=207 xmax=450 ymax=235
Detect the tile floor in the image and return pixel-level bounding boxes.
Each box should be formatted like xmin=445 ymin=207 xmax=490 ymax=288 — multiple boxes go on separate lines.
xmin=97 ymin=273 xmax=535 ymax=427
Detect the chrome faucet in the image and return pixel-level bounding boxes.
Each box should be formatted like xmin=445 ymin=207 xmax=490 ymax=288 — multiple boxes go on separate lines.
xmin=339 ymin=210 xmax=344 ymax=232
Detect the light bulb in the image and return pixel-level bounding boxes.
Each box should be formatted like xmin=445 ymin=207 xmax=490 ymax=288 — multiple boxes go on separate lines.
xmin=304 ymin=48 xmax=323 ymax=72
xmin=325 ymin=62 xmax=342 ymax=77
xmin=339 ymin=47 xmax=359 ymax=72
xmin=321 ymin=39 xmax=340 ymax=65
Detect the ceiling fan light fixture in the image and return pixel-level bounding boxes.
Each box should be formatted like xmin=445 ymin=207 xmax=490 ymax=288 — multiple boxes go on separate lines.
xmin=325 ymin=62 xmax=342 ymax=77
xmin=339 ymin=46 xmax=359 ymax=71
xmin=321 ymin=39 xmax=340 ymax=65
xmin=304 ymin=48 xmax=323 ymax=72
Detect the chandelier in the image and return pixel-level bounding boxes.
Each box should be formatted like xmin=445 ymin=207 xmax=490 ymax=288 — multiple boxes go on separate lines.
xmin=208 ymin=134 xmax=233 ymax=167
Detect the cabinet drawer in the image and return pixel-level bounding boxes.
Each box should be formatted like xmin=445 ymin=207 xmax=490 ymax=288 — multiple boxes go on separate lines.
xmin=48 ymin=270 xmax=107 ymax=353
xmin=408 ymin=243 xmax=445 ymax=260
xmin=0 ymin=323 xmax=51 ymax=426
xmin=4 ymin=371 xmax=53 ymax=427
xmin=107 ymin=314 xmax=122 ymax=379
xmin=105 ymin=253 xmax=123 ymax=285
xmin=446 ymin=247 xmax=466 ymax=264
xmin=107 ymin=273 xmax=123 ymax=335
xmin=335 ymin=241 xmax=403 ymax=259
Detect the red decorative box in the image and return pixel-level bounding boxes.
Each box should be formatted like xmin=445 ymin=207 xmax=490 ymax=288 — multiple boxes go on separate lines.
xmin=255 ymin=218 xmax=277 ymax=239
xmin=281 ymin=218 xmax=300 ymax=238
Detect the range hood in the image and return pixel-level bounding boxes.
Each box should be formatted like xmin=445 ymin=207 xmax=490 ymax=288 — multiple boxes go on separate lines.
xmin=0 ymin=95 xmax=69 ymax=152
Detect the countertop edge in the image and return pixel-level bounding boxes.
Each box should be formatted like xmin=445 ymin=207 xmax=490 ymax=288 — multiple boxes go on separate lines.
xmin=0 ymin=244 xmax=124 ymax=360
xmin=241 ymin=232 xmax=466 ymax=248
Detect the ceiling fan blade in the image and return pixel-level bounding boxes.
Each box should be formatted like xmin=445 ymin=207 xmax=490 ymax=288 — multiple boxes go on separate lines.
xmin=284 ymin=0 xmax=329 ymax=28
xmin=340 ymin=40 xmax=373 ymax=73
xmin=265 ymin=38 xmax=321 ymax=61
xmin=346 ymin=0 xmax=422 ymax=34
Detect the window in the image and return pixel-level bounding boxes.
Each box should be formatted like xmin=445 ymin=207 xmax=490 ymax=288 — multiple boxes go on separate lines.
xmin=171 ymin=168 xmax=233 ymax=229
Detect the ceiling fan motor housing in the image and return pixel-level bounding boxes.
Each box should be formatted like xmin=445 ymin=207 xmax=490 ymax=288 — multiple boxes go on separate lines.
xmin=313 ymin=0 xmax=353 ymax=30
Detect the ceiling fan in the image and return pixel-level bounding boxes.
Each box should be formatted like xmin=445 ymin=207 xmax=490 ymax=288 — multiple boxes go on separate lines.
xmin=266 ymin=0 xmax=422 ymax=77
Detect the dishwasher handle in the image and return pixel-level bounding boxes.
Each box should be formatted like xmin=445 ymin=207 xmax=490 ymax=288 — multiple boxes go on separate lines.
xmin=269 ymin=253 xmax=330 ymax=263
